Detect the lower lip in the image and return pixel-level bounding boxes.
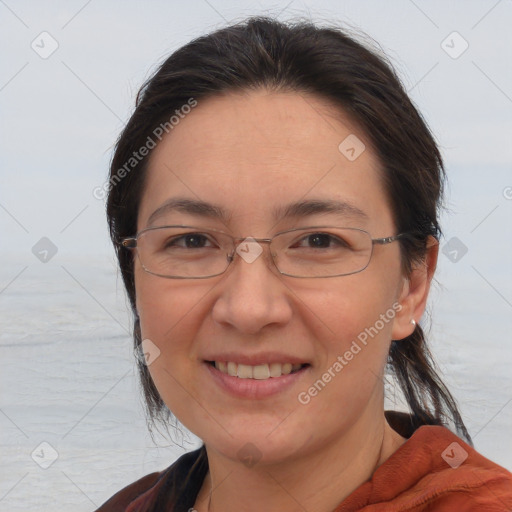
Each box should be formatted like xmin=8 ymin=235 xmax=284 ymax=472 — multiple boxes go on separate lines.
xmin=204 ymin=362 xmax=310 ymax=399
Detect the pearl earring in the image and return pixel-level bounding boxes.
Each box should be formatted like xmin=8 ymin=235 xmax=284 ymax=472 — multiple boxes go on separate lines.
xmin=410 ymin=319 xmax=416 ymax=326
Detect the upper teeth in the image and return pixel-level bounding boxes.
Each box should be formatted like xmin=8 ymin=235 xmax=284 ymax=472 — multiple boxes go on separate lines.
xmin=214 ymin=361 xmax=303 ymax=379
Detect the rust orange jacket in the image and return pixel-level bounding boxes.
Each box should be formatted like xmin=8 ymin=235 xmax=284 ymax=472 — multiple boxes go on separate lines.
xmin=96 ymin=422 xmax=512 ymax=511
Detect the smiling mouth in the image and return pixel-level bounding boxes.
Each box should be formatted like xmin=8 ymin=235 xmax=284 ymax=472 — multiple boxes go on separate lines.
xmin=207 ymin=361 xmax=309 ymax=380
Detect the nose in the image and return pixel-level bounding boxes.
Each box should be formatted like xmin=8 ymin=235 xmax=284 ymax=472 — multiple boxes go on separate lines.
xmin=211 ymin=241 xmax=293 ymax=335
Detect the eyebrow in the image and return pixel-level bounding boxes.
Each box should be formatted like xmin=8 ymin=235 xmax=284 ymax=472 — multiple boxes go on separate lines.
xmin=147 ymin=198 xmax=230 ymax=226
xmin=274 ymin=199 xmax=368 ymax=222
xmin=146 ymin=197 xmax=368 ymax=227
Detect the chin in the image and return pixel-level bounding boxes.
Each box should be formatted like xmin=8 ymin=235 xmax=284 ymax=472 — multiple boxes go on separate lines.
xmin=195 ymin=418 xmax=312 ymax=466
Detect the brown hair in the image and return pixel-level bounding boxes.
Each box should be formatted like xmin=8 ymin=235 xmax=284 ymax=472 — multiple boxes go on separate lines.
xmin=106 ymin=16 xmax=471 ymax=444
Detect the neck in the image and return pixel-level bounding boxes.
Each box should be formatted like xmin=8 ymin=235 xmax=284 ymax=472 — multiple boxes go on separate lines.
xmin=194 ymin=410 xmax=406 ymax=512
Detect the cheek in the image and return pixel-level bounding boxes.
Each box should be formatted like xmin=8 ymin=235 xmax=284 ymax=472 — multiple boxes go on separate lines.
xmin=306 ymin=267 xmax=401 ymax=387
xmin=300 ymin=299 xmax=396 ymax=428
xmin=135 ymin=260 xmax=205 ymax=338
xmin=134 ymin=268 xmax=205 ymax=371
xmin=135 ymin=270 xmax=213 ymax=428
xmin=309 ymin=266 xmax=400 ymax=342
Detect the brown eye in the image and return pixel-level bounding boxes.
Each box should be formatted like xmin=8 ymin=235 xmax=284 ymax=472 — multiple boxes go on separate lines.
xmin=169 ymin=234 xmax=212 ymax=249
xmin=293 ymin=233 xmax=350 ymax=249
xmin=307 ymin=233 xmax=335 ymax=248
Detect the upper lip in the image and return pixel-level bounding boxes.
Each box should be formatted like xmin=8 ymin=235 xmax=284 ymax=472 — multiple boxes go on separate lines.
xmin=203 ymin=352 xmax=310 ymax=366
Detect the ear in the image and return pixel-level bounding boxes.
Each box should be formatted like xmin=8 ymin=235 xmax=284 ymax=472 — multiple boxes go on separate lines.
xmin=392 ymin=236 xmax=439 ymax=340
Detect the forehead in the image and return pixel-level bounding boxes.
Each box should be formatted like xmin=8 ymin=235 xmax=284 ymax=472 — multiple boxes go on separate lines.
xmin=138 ymin=90 xmax=393 ymax=232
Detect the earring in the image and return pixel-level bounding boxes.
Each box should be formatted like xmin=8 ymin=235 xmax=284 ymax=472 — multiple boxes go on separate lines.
xmin=410 ymin=319 xmax=416 ymax=326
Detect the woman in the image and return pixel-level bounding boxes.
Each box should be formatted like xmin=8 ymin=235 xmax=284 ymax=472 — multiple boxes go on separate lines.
xmin=97 ymin=16 xmax=512 ymax=512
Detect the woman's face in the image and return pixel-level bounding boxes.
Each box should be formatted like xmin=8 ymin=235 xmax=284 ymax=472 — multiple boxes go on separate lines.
xmin=134 ymin=90 xmax=413 ymax=464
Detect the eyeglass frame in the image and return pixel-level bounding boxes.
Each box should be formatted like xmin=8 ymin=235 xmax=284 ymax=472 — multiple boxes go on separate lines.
xmin=120 ymin=225 xmax=409 ymax=279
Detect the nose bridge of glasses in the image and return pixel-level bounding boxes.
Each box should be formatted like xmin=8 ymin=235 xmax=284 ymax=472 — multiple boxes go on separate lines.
xmin=233 ymin=235 xmax=272 ymax=243
xmin=229 ymin=236 xmax=275 ymax=263
xmin=220 ymin=236 xmax=286 ymax=281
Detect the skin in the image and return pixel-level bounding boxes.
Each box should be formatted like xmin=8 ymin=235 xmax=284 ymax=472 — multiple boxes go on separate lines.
xmin=134 ymin=89 xmax=438 ymax=512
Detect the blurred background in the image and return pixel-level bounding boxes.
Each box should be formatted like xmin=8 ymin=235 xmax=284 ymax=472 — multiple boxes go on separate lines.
xmin=1 ymin=1 xmax=511 ymax=510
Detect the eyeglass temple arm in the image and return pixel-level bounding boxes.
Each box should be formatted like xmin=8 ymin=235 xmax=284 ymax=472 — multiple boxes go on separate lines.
xmin=372 ymin=233 xmax=407 ymax=245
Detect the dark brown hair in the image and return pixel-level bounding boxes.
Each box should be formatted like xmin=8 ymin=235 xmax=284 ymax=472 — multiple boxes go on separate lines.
xmin=106 ymin=16 xmax=471 ymax=444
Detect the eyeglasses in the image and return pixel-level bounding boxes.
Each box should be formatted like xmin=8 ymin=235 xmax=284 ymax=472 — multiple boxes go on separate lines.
xmin=120 ymin=225 xmax=407 ymax=279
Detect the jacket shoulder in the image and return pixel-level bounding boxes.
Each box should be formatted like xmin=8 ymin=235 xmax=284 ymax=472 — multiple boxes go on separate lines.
xmin=381 ymin=426 xmax=512 ymax=511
